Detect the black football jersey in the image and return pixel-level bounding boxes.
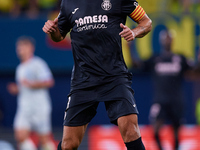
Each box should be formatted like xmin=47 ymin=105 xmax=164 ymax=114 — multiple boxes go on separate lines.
xmin=144 ymin=52 xmax=191 ymax=103
xmin=58 ymin=0 xmax=140 ymax=91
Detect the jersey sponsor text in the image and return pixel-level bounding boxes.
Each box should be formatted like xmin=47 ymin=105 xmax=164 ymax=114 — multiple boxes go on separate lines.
xmin=75 ymin=15 xmax=108 ymax=32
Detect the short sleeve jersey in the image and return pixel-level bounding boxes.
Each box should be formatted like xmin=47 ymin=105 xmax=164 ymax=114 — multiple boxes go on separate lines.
xmin=58 ymin=0 xmax=141 ymax=91
xmin=16 ymin=56 xmax=53 ymax=108
xmin=144 ymin=53 xmax=191 ymax=103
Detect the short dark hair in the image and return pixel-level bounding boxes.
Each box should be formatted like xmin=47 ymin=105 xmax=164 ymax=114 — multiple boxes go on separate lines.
xmin=16 ymin=36 xmax=36 ymax=46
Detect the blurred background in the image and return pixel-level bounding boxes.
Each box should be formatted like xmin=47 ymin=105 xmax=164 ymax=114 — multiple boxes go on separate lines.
xmin=0 ymin=0 xmax=200 ymax=149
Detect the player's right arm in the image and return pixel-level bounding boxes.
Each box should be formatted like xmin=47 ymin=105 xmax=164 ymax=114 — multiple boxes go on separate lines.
xmin=43 ymin=0 xmax=71 ymax=42
xmin=7 ymin=82 xmax=19 ymax=95
xmin=42 ymin=18 xmax=65 ymax=42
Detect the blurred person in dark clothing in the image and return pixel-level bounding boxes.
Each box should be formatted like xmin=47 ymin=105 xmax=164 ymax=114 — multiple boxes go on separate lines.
xmin=147 ymin=30 xmax=191 ymax=150
xmin=133 ymin=29 xmax=193 ymax=150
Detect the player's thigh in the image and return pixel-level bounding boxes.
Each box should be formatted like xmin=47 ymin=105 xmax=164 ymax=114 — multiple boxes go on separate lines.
xmin=14 ymin=109 xmax=31 ymax=128
xmin=14 ymin=110 xmax=31 ymax=141
xmin=104 ymin=84 xmax=138 ymax=125
xmin=14 ymin=129 xmax=31 ymax=142
xmin=117 ymin=114 xmax=141 ymax=142
xmin=64 ymin=91 xmax=99 ymax=126
xmin=103 ymin=84 xmax=141 ymax=142
xmin=149 ymin=103 xmax=166 ymax=122
xmin=38 ymin=133 xmax=51 ymax=145
xmin=62 ymin=124 xmax=88 ymax=149
xmin=168 ymin=102 xmax=183 ymax=127
xmin=34 ymin=110 xmax=52 ymax=135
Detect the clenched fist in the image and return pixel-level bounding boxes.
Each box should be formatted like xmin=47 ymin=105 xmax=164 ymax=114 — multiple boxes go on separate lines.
xmin=42 ymin=18 xmax=58 ymax=34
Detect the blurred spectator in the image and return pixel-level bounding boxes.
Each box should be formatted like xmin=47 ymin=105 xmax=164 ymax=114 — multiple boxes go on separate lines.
xmin=0 ymin=0 xmax=59 ymax=18
xmin=132 ymin=29 xmax=196 ymax=150
xmin=182 ymin=0 xmax=200 ymax=13
xmin=168 ymin=0 xmax=200 ymax=13
xmin=138 ymin=0 xmax=200 ymax=14
xmin=38 ymin=0 xmax=58 ymax=11
xmin=7 ymin=36 xmax=56 ymax=150
xmin=0 ymin=0 xmax=13 ymax=14
xmin=1 ymin=0 xmax=199 ymax=17
xmin=25 ymin=0 xmax=39 ymax=18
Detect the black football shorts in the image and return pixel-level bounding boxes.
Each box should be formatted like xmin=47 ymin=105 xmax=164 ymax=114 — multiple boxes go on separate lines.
xmin=63 ymin=82 xmax=139 ymax=126
xmin=149 ymin=100 xmax=184 ymax=127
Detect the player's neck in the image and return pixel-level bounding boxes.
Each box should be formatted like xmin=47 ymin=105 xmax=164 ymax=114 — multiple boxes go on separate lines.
xmin=21 ymin=55 xmax=34 ymax=63
xmin=162 ymin=48 xmax=172 ymax=56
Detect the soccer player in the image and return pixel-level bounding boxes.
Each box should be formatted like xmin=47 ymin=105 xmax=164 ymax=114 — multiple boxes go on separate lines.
xmin=7 ymin=36 xmax=56 ymax=150
xmin=143 ymin=30 xmax=192 ymax=150
xmin=43 ymin=0 xmax=152 ymax=149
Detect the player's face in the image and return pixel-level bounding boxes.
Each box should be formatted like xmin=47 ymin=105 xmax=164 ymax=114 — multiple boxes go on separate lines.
xmin=160 ymin=31 xmax=172 ymax=51
xmin=16 ymin=41 xmax=34 ymax=62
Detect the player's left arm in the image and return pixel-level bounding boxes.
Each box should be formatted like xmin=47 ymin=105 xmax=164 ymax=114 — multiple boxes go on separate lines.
xmin=183 ymin=57 xmax=200 ymax=81
xmin=120 ymin=5 xmax=152 ymax=42
xmin=21 ymin=79 xmax=54 ymax=89
xmin=132 ymin=14 xmax=152 ymax=38
xmin=22 ymin=59 xmax=55 ymax=89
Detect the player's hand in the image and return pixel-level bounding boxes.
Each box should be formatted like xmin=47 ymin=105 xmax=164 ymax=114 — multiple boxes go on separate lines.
xmin=119 ymin=23 xmax=135 ymax=42
xmin=42 ymin=18 xmax=58 ymax=34
xmin=21 ymin=79 xmax=39 ymax=89
xmin=7 ymin=82 xmax=18 ymax=95
xmin=21 ymin=79 xmax=33 ymax=88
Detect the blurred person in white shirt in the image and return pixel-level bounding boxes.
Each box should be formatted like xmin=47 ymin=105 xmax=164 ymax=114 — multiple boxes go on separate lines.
xmin=7 ymin=36 xmax=56 ymax=150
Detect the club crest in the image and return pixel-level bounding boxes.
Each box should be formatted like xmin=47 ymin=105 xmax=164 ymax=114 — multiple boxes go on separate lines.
xmin=101 ymin=0 xmax=112 ymax=11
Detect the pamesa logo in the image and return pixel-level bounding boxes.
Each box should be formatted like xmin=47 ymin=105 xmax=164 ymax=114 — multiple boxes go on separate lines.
xmin=75 ymin=15 xmax=108 ymax=32
xmin=101 ymin=0 xmax=112 ymax=11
